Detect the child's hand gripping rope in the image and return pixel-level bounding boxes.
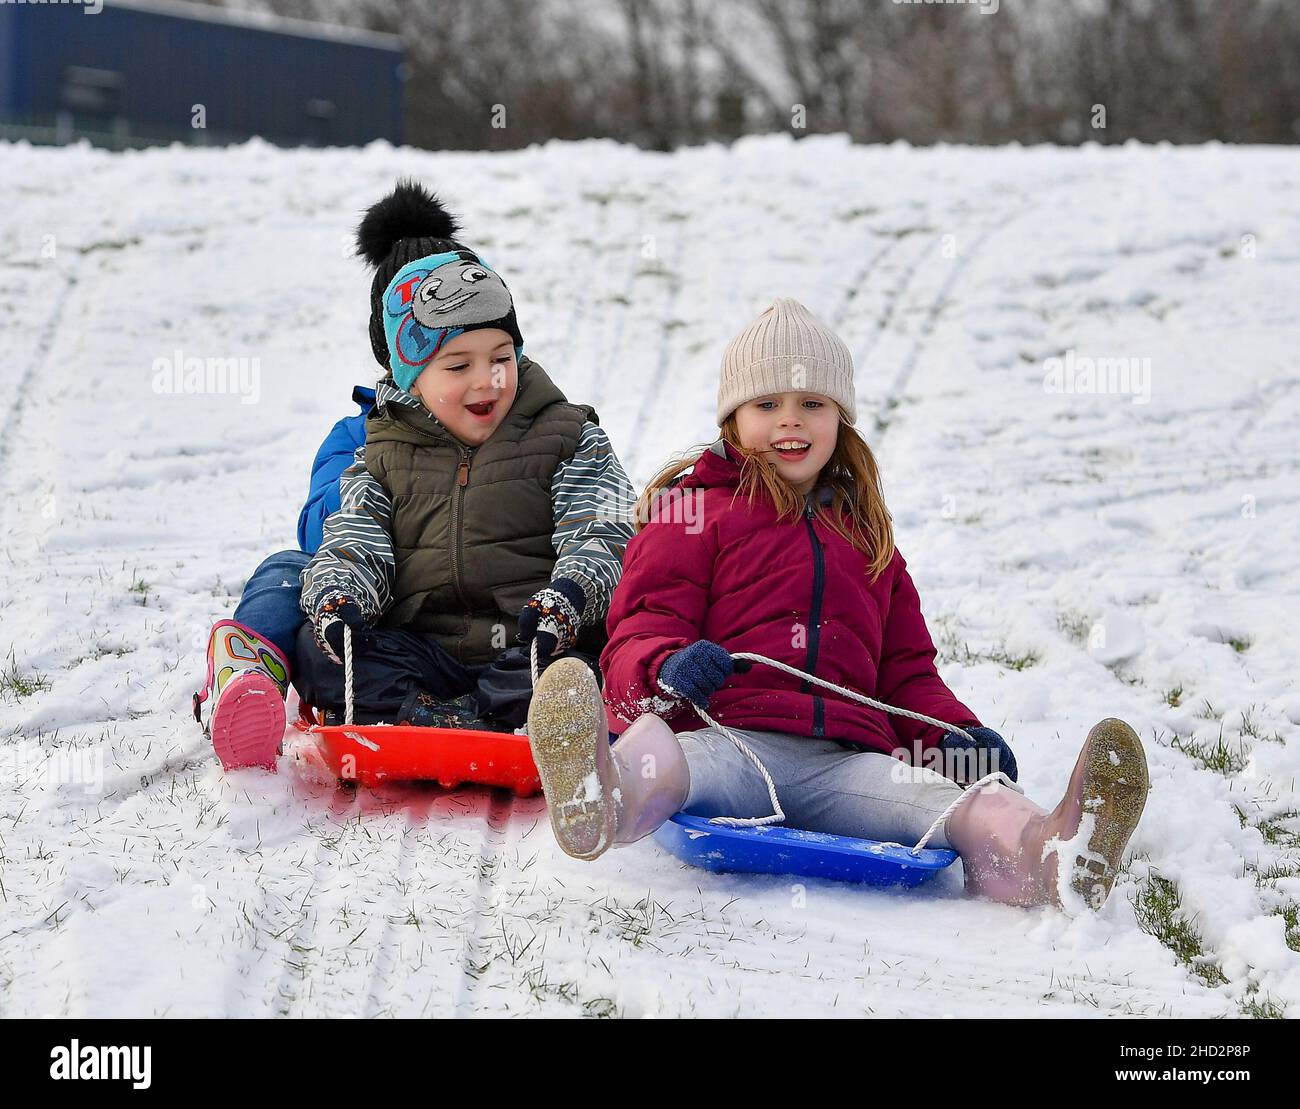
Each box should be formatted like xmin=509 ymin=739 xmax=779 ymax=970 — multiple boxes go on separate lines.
xmin=312 ymin=594 xmax=365 ymax=665
xmin=939 ymin=726 xmax=1018 ymax=784
xmin=657 ymin=640 xmax=753 ymax=707
xmin=517 ymin=577 xmax=587 ymax=658
xmin=654 ymin=640 xmax=1020 ymax=844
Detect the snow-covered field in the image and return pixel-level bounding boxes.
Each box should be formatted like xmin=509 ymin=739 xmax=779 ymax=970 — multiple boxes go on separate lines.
xmin=1 ymin=136 xmax=1298 ymax=1018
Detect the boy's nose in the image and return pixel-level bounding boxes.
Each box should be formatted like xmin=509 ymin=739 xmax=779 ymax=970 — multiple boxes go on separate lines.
xmin=467 ymin=367 xmax=497 ymax=391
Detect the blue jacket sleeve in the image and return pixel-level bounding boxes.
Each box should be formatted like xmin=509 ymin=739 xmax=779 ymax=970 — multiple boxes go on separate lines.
xmin=296 ymin=387 xmax=374 ymax=555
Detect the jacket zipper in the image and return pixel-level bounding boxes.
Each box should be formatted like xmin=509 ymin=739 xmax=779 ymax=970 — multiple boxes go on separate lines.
xmin=449 ymin=446 xmax=475 ymax=611
xmin=802 ymin=503 xmax=826 ymax=738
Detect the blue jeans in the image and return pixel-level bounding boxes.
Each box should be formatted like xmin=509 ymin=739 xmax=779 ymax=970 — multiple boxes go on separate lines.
xmin=232 ymin=549 xmax=309 ymax=664
xmin=678 ymin=727 xmax=961 ymax=848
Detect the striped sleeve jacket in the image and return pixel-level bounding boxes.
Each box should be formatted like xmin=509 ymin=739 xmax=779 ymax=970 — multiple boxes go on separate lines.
xmin=300 ymin=418 xmax=636 ymax=628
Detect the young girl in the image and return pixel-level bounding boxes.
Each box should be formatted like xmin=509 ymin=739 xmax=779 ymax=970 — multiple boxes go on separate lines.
xmin=201 ymin=180 xmax=636 ymax=766
xmin=528 ymin=298 xmax=1149 ymax=914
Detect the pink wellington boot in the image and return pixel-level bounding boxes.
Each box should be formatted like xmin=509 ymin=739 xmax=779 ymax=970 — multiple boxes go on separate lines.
xmin=943 ymin=718 xmax=1150 ymax=912
xmin=527 ymin=656 xmax=689 ymax=860
xmin=193 ymin=619 xmax=291 ymax=772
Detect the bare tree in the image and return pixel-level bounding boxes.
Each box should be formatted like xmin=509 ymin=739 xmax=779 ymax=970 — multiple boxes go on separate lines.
xmin=201 ymin=0 xmax=1300 ymax=149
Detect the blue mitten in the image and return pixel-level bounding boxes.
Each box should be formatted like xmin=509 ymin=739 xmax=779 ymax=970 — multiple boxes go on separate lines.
xmin=939 ymin=726 xmax=1018 ymax=784
xmin=657 ymin=640 xmax=750 ymax=708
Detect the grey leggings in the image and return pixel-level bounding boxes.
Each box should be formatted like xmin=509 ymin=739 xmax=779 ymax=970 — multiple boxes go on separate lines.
xmin=678 ymin=727 xmax=962 ymax=850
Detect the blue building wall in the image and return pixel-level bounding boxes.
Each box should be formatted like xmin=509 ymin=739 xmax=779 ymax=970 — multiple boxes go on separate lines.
xmin=0 ymin=0 xmax=402 ymax=147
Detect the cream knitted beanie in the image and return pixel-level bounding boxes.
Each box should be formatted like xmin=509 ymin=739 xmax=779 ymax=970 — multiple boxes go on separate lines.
xmin=716 ymin=298 xmax=856 ymax=425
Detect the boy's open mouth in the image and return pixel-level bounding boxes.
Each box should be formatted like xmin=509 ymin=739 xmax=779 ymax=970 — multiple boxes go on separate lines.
xmin=771 ymin=438 xmax=811 ymax=461
xmin=465 ymin=400 xmax=497 ymax=419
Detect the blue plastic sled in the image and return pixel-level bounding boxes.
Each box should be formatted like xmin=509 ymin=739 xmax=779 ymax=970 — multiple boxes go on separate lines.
xmin=654 ymin=813 xmax=958 ymax=888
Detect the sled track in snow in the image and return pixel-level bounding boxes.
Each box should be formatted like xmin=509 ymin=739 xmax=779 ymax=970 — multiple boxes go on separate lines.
xmin=830 ymin=232 xmax=897 ymax=328
xmin=574 ymin=182 xmax=692 ymax=435
xmin=873 ymin=205 xmax=1034 ymax=439
xmin=360 ymin=815 xmax=419 ymax=1018
xmin=452 ymin=788 xmax=516 ymax=1016
xmin=0 ymin=263 xmax=82 ymax=565
xmin=1031 ymin=471 xmax=1300 ymax=523
xmin=558 ymin=193 xmax=618 ymax=396
xmin=606 ymin=230 xmax=691 ymax=480
xmin=853 ymin=233 xmax=941 ymax=384
xmin=270 ymin=784 xmax=361 ymax=1017
xmin=67 ymin=732 xmax=215 ymax=821
xmin=0 ymin=269 xmax=78 ymax=480
xmin=620 ymin=207 xmax=923 ymax=480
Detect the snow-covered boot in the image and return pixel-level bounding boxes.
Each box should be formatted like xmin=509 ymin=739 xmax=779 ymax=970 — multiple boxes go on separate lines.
xmin=943 ymin=718 xmax=1149 ymax=912
xmin=527 ymin=657 xmax=689 ymax=860
xmin=193 ymin=619 xmax=290 ymax=772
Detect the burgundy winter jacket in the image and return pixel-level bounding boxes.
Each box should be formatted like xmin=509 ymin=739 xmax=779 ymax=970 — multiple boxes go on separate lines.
xmin=600 ymin=440 xmax=981 ymax=755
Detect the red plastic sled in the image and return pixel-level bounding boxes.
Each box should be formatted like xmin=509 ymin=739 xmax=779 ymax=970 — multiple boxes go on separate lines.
xmin=293 ymin=703 xmax=541 ymax=795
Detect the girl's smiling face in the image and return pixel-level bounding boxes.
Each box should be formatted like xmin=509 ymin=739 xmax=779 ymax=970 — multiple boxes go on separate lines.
xmin=408 ymin=328 xmax=518 ymax=445
xmin=733 ymin=392 xmax=840 ymax=496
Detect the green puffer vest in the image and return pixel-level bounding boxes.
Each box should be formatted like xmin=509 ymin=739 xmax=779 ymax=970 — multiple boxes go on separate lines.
xmin=364 ymin=358 xmax=607 ymax=666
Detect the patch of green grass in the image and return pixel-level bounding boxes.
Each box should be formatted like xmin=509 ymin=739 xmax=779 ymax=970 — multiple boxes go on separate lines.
xmin=1279 ymin=904 xmax=1300 ymax=953
xmin=0 ymin=654 xmax=52 ymax=700
xmin=1255 ymin=811 xmax=1300 ymax=849
xmin=67 ymin=643 xmax=134 ymax=668
xmin=78 ymin=236 xmax=141 ymax=254
xmin=955 ymin=643 xmax=1040 ymax=670
xmin=1162 ymin=685 xmax=1184 ymax=708
xmin=1236 ymin=805 xmax=1300 ymax=848
xmin=1245 ymin=860 xmax=1300 ymax=887
xmin=1109 ymin=665 xmax=1144 ymax=687
xmin=1240 ymin=990 xmax=1286 ymax=1019
xmin=1170 ymin=731 xmax=1248 ymax=775
xmin=1195 ymin=698 xmax=1223 ymax=721
xmin=879 ymin=224 xmax=932 ymax=239
xmin=1244 ymin=862 xmax=1300 ymax=952
xmin=934 ymin=621 xmax=1040 ymax=671
xmin=1132 ymin=872 xmax=1228 ymax=988
xmin=635 ymin=261 xmax=676 ymax=280
xmin=1240 ymin=707 xmax=1285 ymax=744
xmin=1056 ymin=608 xmax=1092 ymax=647
xmin=1226 ymin=635 xmax=1253 ymax=654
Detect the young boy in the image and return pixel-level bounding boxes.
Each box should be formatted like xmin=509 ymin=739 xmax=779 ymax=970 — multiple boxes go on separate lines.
xmin=290 ymin=180 xmax=634 ymax=732
xmin=200 ymin=182 xmax=637 ymax=764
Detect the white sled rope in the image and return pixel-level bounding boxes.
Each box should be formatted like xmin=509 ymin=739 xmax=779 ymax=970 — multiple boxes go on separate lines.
xmin=681 ymin=652 xmax=1021 ymax=856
